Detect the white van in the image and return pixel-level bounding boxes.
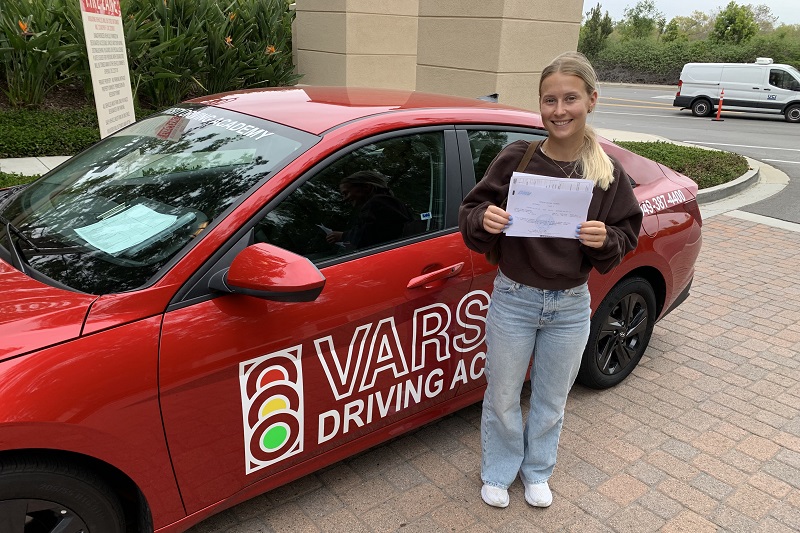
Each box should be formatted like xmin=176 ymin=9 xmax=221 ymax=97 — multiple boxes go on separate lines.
xmin=673 ymin=58 xmax=800 ymax=123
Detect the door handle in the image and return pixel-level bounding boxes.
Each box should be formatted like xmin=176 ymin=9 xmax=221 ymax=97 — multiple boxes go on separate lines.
xmin=407 ymin=262 xmax=464 ymax=289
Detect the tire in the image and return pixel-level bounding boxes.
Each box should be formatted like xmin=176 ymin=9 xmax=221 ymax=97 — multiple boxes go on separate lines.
xmin=690 ymin=98 xmax=713 ymax=117
xmin=785 ymin=104 xmax=800 ymax=123
xmin=0 ymin=455 xmax=125 ymax=533
xmin=577 ymin=277 xmax=657 ymax=389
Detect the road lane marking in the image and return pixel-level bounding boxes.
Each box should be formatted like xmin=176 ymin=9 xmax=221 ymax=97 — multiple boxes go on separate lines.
xmin=683 ymin=141 xmax=800 ymax=153
xmin=595 ymin=110 xmax=686 ymax=118
xmin=763 ymin=159 xmax=800 ymax=164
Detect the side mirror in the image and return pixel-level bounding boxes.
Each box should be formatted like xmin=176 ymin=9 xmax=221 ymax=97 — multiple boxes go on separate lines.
xmin=209 ymin=243 xmax=326 ymax=302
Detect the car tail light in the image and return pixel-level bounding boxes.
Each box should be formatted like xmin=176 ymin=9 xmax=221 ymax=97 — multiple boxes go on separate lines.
xmin=676 ymin=80 xmax=682 ymax=97
xmin=683 ymin=198 xmax=702 ymax=227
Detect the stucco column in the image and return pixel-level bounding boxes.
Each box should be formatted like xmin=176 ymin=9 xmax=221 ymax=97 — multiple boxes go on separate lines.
xmin=416 ymin=0 xmax=582 ymax=111
xmin=293 ymin=0 xmax=582 ymax=111
xmin=294 ymin=0 xmax=419 ymax=89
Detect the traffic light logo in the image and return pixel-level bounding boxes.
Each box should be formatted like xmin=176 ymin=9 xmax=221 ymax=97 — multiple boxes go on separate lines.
xmin=240 ymin=346 xmax=304 ymax=474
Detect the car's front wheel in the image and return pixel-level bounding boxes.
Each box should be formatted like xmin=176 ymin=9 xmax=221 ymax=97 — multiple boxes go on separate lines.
xmin=577 ymin=277 xmax=657 ymax=389
xmin=0 ymin=455 xmax=125 ymax=533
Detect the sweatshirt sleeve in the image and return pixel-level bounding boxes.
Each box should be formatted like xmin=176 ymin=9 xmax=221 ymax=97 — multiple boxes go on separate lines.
xmin=581 ymin=159 xmax=643 ymax=274
xmin=458 ymin=141 xmax=527 ymax=254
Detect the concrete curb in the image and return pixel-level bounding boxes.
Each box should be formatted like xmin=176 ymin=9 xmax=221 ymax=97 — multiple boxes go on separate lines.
xmin=696 ymin=165 xmax=760 ymax=204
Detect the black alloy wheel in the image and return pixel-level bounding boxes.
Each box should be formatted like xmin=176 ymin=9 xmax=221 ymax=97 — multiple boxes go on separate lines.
xmin=0 ymin=456 xmax=125 ymax=533
xmin=577 ymin=277 xmax=656 ymax=389
xmin=690 ymin=99 xmax=713 ymax=117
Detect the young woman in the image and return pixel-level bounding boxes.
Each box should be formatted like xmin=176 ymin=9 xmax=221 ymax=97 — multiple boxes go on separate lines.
xmin=459 ymin=51 xmax=643 ymax=509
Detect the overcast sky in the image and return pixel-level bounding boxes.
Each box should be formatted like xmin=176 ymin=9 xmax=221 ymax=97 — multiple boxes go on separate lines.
xmin=582 ymin=0 xmax=800 ymax=26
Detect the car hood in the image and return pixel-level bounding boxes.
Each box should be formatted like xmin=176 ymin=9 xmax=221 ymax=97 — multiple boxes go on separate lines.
xmin=0 ymin=259 xmax=97 ymax=360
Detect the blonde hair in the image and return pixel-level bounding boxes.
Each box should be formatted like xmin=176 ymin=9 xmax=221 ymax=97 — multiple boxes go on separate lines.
xmin=539 ymin=51 xmax=614 ymax=190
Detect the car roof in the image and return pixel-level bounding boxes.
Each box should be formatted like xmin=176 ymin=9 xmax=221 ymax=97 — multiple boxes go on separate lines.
xmin=187 ymin=86 xmax=523 ymax=135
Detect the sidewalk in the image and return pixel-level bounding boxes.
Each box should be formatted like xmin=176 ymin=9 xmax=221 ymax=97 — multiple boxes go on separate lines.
xmin=0 ymin=156 xmax=71 ymax=176
xmin=186 ymin=213 xmax=800 ymax=533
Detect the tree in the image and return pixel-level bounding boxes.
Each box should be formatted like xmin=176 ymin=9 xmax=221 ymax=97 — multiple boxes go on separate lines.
xmin=617 ymin=0 xmax=666 ymax=41
xmin=578 ymin=3 xmax=613 ymax=59
xmin=661 ymin=19 xmax=687 ymax=43
xmin=711 ymin=1 xmax=759 ymax=43
xmin=747 ymin=4 xmax=778 ymax=33
xmin=671 ymin=11 xmax=715 ymax=40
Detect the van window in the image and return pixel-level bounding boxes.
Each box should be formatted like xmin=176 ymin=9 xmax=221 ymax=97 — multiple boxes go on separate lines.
xmin=722 ymin=66 xmax=761 ymax=85
xmin=769 ymin=69 xmax=800 ymax=91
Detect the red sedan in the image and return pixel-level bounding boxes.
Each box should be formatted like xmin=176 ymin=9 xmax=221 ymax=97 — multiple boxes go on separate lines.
xmin=0 ymin=87 xmax=701 ymax=532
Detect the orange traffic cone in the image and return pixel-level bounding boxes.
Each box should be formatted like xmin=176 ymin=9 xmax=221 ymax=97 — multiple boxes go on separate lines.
xmin=712 ymin=88 xmax=724 ymax=121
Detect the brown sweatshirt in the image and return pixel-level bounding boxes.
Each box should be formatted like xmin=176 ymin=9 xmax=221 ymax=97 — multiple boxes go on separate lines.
xmin=459 ymin=140 xmax=643 ymax=290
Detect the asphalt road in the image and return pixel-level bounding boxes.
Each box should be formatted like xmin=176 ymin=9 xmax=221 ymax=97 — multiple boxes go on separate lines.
xmin=593 ymin=83 xmax=800 ymax=224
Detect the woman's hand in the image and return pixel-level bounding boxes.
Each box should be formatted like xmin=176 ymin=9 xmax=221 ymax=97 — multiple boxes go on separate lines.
xmin=483 ymin=205 xmax=511 ymax=234
xmin=576 ymin=221 xmax=607 ymax=248
xmin=326 ymin=230 xmax=344 ymax=243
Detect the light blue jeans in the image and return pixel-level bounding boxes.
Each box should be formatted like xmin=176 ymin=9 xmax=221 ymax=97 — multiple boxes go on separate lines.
xmin=481 ymin=269 xmax=591 ymax=489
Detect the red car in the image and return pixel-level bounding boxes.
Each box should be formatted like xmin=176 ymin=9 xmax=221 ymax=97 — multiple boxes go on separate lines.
xmin=0 ymin=87 xmax=701 ymax=532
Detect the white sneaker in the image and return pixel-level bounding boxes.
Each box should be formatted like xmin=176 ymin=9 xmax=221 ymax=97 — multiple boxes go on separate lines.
xmin=481 ymin=484 xmax=509 ymax=508
xmin=520 ymin=475 xmax=552 ymax=507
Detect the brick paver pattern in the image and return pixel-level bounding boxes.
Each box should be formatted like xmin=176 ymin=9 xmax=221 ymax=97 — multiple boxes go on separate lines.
xmin=187 ymin=215 xmax=800 ymax=533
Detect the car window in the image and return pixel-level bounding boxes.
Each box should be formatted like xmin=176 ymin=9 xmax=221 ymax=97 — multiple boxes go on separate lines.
xmin=253 ymin=132 xmax=446 ymax=263
xmin=0 ymin=106 xmax=316 ymax=294
xmin=769 ymin=69 xmax=800 ymax=91
xmin=467 ymin=130 xmax=547 ymax=181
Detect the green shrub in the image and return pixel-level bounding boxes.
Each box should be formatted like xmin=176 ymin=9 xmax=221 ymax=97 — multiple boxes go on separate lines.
xmin=617 ymin=141 xmax=749 ymax=189
xmin=0 ymin=0 xmax=80 ymax=107
xmin=0 ymin=107 xmax=99 ymax=157
xmin=0 ymin=0 xmax=298 ymax=110
xmin=594 ymin=36 xmax=800 ymax=84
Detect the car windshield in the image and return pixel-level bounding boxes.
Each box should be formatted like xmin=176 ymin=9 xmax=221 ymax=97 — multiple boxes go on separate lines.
xmin=0 ymin=105 xmax=316 ymax=295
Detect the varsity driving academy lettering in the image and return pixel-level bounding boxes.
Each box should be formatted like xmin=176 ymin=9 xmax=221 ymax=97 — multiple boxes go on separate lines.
xmin=239 ymin=290 xmax=490 ymax=474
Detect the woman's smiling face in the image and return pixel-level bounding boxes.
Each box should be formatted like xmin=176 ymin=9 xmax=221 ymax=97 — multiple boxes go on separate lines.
xmin=539 ymin=72 xmax=597 ymax=147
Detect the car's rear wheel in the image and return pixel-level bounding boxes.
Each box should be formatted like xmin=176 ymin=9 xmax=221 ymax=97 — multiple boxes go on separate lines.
xmin=691 ymin=98 xmax=713 ymax=117
xmin=577 ymin=277 xmax=656 ymax=389
xmin=0 ymin=456 xmax=125 ymax=533
xmin=785 ymin=104 xmax=800 ymax=123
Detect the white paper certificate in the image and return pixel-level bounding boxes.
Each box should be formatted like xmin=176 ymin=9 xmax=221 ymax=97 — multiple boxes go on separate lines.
xmin=503 ymin=172 xmax=594 ymax=238
xmin=75 ymin=204 xmax=178 ymax=254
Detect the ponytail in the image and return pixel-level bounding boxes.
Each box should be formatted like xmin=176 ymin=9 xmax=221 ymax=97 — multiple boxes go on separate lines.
xmin=578 ymin=125 xmax=614 ymax=190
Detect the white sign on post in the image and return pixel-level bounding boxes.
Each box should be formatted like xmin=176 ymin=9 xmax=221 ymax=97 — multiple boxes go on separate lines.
xmin=79 ymin=0 xmax=136 ymax=138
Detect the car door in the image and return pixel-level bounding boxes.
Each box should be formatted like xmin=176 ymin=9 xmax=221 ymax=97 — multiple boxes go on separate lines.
xmin=158 ymin=128 xmax=478 ymax=512
xmin=763 ymin=67 xmax=800 ymax=110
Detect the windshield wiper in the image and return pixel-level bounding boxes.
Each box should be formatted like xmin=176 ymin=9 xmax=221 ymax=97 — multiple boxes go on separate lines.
xmin=0 ymin=214 xmax=38 ymax=274
xmin=0 ymin=214 xmax=41 ymax=252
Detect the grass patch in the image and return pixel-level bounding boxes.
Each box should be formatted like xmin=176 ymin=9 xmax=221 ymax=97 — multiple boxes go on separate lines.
xmin=0 ymin=171 xmax=39 ymax=188
xmin=616 ymin=141 xmax=749 ymax=190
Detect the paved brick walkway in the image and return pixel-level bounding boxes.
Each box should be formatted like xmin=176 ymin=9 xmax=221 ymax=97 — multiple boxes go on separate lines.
xmin=188 ymin=214 xmax=800 ymax=533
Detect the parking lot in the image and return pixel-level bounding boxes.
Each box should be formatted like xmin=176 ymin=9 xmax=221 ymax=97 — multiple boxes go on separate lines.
xmin=186 ymin=212 xmax=799 ymax=533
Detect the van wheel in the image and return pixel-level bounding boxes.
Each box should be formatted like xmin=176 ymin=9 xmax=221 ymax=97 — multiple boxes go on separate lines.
xmin=785 ymin=104 xmax=800 ymax=123
xmin=691 ymin=99 xmax=713 ymax=117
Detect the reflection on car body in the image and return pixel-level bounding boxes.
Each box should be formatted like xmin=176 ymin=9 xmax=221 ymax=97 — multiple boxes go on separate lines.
xmin=0 ymin=86 xmax=701 ymax=533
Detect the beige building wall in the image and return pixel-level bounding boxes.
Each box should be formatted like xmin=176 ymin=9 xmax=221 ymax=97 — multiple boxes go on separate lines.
xmin=293 ymin=0 xmax=582 ymax=111
xmin=294 ymin=0 xmax=420 ymax=90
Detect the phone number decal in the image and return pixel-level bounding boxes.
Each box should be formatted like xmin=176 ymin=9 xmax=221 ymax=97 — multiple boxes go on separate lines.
xmin=640 ymin=189 xmax=687 ymax=216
